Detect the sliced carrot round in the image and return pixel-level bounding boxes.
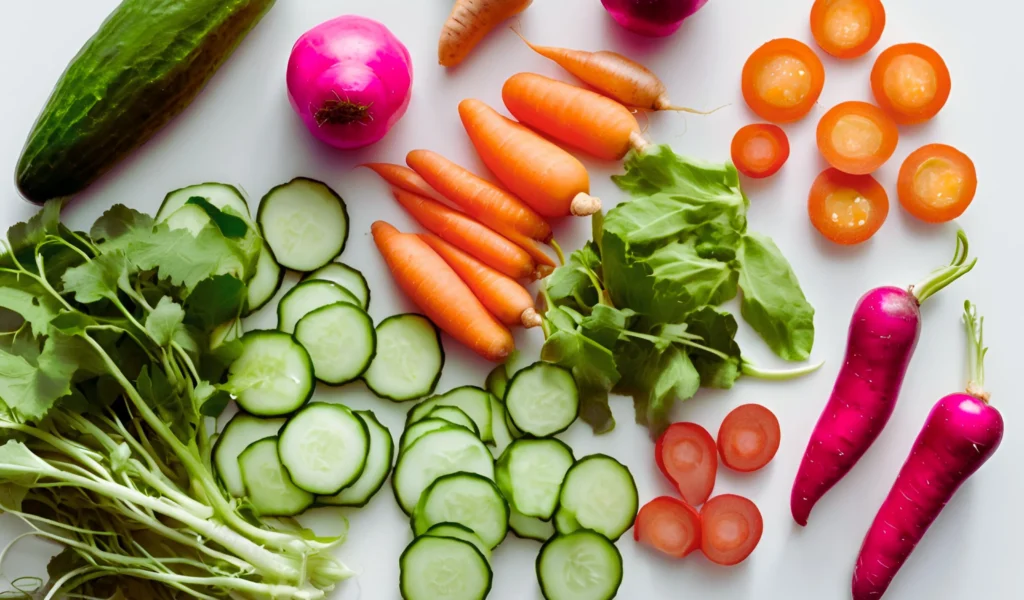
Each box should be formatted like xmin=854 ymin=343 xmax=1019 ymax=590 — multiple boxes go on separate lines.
xmin=810 ymin=0 xmax=886 ymax=59
xmin=717 ymin=404 xmax=781 ymax=473
xmin=700 ymin=495 xmax=764 ymax=566
xmin=655 ymin=423 xmax=718 ymax=507
xmin=809 ymin=168 xmax=889 ymax=245
xmin=731 ymin=124 xmax=790 ymax=179
xmin=816 ymin=101 xmax=898 ymax=175
xmin=871 ymin=43 xmax=951 ymax=124
xmin=634 ymin=496 xmax=702 ymax=559
xmin=897 ymin=144 xmax=977 ymax=223
xmin=742 ymin=39 xmax=825 ymax=123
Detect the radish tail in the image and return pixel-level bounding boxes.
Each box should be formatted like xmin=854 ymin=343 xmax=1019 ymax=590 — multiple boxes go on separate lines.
xmin=911 ymin=230 xmax=976 ymax=304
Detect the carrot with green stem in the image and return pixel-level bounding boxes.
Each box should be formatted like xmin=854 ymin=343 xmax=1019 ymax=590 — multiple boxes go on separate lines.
xmin=502 ymin=72 xmax=648 ymax=160
xmin=459 ymin=98 xmax=600 ymax=218
xmin=372 ymin=221 xmax=514 ymax=362
xmin=512 ymin=29 xmax=706 ymax=113
xmin=361 ymin=163 xmax=443 ymax=201
xmin=406 ymin=149 xmax=556 ymax=268
xmin=419 ymin=233 xmax=541 ymax=328
xmin=392 ymin=187 xmax=547 ymax=280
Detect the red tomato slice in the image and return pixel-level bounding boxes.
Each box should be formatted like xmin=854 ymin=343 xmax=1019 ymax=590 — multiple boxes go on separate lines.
xmin=717 ymin=404 xmax=781 ymax=473
xmin=871 ymin=43 xmax=951 ymax=125
xmin=634 ymin=496 xmax=702 ymax=558
xmin=897 ymin=143 xmax=977 ymax=223
xmin=731 ymin=124 xmax=790 ymax=179
xmin=655 ymin=423 xmax=718 ymax=507
xmin=808 ymin=168 xmax=889 ymax=245
xmin=700 ymin=494 xmax=764 ymax=566
xmin=742 ymin=39 xmax=826 ymax=123
xmin=816 ymin=101 xmax=898 ymax=175
xmin=810 ymin=0 xmax=886 ymax=59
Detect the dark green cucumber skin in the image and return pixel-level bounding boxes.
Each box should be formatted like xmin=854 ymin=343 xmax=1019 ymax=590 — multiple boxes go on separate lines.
xmin=15 ymin=0 xmax=276 ymax=204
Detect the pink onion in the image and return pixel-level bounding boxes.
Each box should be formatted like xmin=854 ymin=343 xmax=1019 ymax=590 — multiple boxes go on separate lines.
xmin=601 ymin=0 xmax=710 ymax=37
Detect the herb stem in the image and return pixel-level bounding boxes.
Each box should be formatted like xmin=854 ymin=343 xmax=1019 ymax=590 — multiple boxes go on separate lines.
xmin=912 ymin=230 xmax=977 ymax=304
xmin=741 ymin=359 xmax=824 ymax=380
xmin=963 ymin=301 xmax=990 ymax=402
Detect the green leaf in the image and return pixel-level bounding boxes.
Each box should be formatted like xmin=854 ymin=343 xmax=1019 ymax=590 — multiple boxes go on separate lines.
xmin=49 ymin=311 xmax=98 ymax=336
xmin=541 ymin=330 xmax=621 ymax=434
xmin=6 ymin=201 xmax=62 ymax=255
xmin=61 ymin=250 xmax=132 ymax=304
xmin=685 ymin=306 xmax=742 ymax=389
xmin=0 ymin=274 xmax=63 ymax=337
xmin=90 ymin=204 xmax=154 ymax=242
xmin=545 ymin=242 xmax=601 ymax=306
xmin=137 ymin=366 xmax=194 ymax=443
xmin=145 ymin=297 xmax=186 ymax=347
xmin=614 ymin=145 xmax=749 ymax=209
xmin=579 ymin=305 xmax=634 ymax=349
xmin=616 ymin=344 xmax=699 ymax=436
xmin=736 ymin=232 xmax=815 ymax=361
xmin=186 ymin=197 xmax=249 ymax=238
xmin=0 ymin=331 xmax=95 ymax=422
xmin=184 ymin=275 xmax=246 ymax=331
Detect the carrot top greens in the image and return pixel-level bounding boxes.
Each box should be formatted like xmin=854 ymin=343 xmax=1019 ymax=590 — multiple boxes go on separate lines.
xmin=541 ymin=145 xmax=817 ymax=436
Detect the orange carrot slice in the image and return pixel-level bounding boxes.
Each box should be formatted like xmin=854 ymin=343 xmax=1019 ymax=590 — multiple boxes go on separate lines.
xmin=810 ymin=0 xmax=886 ymax=59
xmin=897 ymin=144 xmax=977 ymax=224
xmin=808 ymin=168 xmax=889 ymax=245
xmin=816 ymin=101 xmax=899 ymax=175
xmin=742 ymin=39 xmax=825 ymax=123
xmin=871 ymin=43 xmax=951 ymax=125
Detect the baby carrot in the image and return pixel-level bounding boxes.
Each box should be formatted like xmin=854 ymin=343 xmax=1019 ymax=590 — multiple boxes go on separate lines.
xmin=405 ymin=149 xmax=555 ymax=268
xmin=438 ymin=0 xmax=533 ymax=67
xmin=502 ymin=72 xmax=648 ymax=160
xmin=458 ymin=98 xmax=600 ymax=218
xmin=392 ymin=187 xmax=543 ymax=280
xmin=361 ymin=163 xmax=443 ymax=201
xmin=513 ymin=30 xmax=701 ymax=112
xmin=419 ymin=233 xmax=541 ymax=328
xmin=371 ymin=221 xmax=514 ymax=362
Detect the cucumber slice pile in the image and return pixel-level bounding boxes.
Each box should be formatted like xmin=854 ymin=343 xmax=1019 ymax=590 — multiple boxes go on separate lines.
xmin=427 ymin=406 xmax=479 ymax=437
xmin=556 ymin=455 xmax=638 ymax=541
xmin=158 ymin=182 xmax=251 ymax=223
xmin=496 ymin=439 xmax=575 ymax=520
xmin=412 ymin=473 xmax=509 ymax=549
xmin=226 ymin=331 xmax=314 ymax=417
xmin=238 ymin=437 xmax=313 ymax=517
xmin=277 ymin=280 xmax=360 ymax=334
xmin=258 ymin=177 xmax=349 ymax=272
xmin=278 ymin=403 xmax=369 ymax=495
xmin=320 ymin=411 xmax=395 ymax=507
xmin=407 ymin=386 xmax=494 ymax=443
xmin=213 ymin=414 xmax=285 ymax=498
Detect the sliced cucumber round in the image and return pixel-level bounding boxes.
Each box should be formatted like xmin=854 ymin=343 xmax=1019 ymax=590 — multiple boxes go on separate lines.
xmin=412 ymin=473 xmax=509 ymax=549
xmin=558 ymin=455 xmax=638 ymax=541
xmin=319 ymin=410 xmax=394 ymax=507
xmin=294 ymin=302 xmax=376 ymax=385
xmin=399 ymin=420 xmax=466 ymax=455
xmin=213 ymin=413 xmax=286 ymax=498
xmin=423 ymin=523 xmax=492 ymax=563
xmin=238 ymin=437 xmax=313 ymax=517
xmin=228 ymin=331 xmax=314 ymax=417
xmin=400 ymin=535 xmax=492 ymax=600
xmin=506 ymin=362 xmax=579 ymax=437
xmin=258 ymin=177 xmax=348 ymax=272
xmin=509 ymin=508 xmax=556 ymax=542
xmin=407 ymin=387 xmax=493 ymax=443
xmin=392 ymin=427 xmax=494 ymax=515
xmin=485 ymin=364 xmax=510 ymax=403
xmin=245 ymin=241 xmax=284 ymax=315
xmin=537 ymin=530 xmax=623 ymax=600
xmin=489 ymin=394 xmax=513 ymax=458
xmin=554 ymin=506 xmax=581 ymax=536
xmin=364 ymin=314 xmax=444 ymax=402
xmin=277 ymin=280 xmax=360 ymax=334
xmin=158 ymin=182 xmax=251 ymax=223
xmin=278 ymin=403 xmax=369 ymax=496
xmin=496 ymin=438 xmax=575 ymax=520
xmin=165 ymin=203 xmax=212 ymax=236
xmin=426 ymin=406 xmax=479 ymax=437
xmin=304 ymin=262 xmax=370 ymax=309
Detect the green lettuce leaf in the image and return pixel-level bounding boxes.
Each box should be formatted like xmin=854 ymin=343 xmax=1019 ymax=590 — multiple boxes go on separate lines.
xmin=615 ymin=343 xmax=699 ymax=436
xmin=541 ymin=329 xmax=621 ymax=434
xmin=685 ymin=306 xmax=742 ymax=389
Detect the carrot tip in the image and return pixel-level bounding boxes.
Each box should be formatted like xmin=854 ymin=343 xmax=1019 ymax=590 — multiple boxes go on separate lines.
xmin=521 ymin=308 xmax=542 ymax=329
xmin=570 ymin=193 xmax=601 ymax=217
xmin=654 ymin=93 xmax=725 ymax=115
xmin=534 ymin=264 xmax=554 ymax=280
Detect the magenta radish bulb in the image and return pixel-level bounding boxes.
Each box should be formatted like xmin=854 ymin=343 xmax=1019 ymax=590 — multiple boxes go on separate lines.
xmin=791 ymin=230 xmax=977 ymax=526
xmin=852 ymin=302 xmax=1003 ymax=600
xmin=286 ymin=16 xmax=413 ymax=150
xmin=601 ymin=0 xmax=710 ymax=37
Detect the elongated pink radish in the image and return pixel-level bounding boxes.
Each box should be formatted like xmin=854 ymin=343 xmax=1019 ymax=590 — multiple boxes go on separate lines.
xmin=852 ymin=302 xmax=1003 ymax=600
xmin=791 ymin=230 xmax=977 ymax=526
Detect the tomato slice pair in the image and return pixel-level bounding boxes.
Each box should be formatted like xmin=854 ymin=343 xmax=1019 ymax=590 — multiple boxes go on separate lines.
xmin=898 ymin=144 xmax=977 ymax=223
xmin=810 ymin=0 xmax=886 ymax=59
xmin=731 ymin=124 xmax=790 ymax=179
xmin=817 ymin=101 xmax=899 ymax=175
xmin=742 ymin=39 xmax=825 ymax=123
xmin=872 ymin=43 xmax=951 ymax=124
xmin=809 ymin=168 xmax=889 ymax=245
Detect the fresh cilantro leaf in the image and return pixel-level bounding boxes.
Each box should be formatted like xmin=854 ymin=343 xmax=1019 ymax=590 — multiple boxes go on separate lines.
xmin=0 ymin=273 xmax=63 ymax=337
xmin=579 ymin=304 xmax=634 ymax=349
xmin=737 ymin=232 xmax=815 ymax=361
xmin=49 ymin=311 xmax=97 ymax=336
xmin=145 ymin=297 xmax=186 ymax=347
xmin=61 ymin=250 xmax=132 ymax=304
xmin=545 ymin=242 xmax=601 ymax=306
xmin=198 ymin=337 xmax=243 ymax=384
xmin=90 ymin=204 xmax=154 ymax=242
xmin=616 ymin=343 xmax=699 ymax=436
xmin=186 ymin=197 xmax=249 ymax=238
xmin=6 ymin=200 xmax=61 ymax=255
xmin=541 ymin=330 xmax=621 ymax=434
xmin=686 ymin=306 xmax=742 ymax=389
xmin=184 ymin=275 xmax=246 ymax=331
xmin=0 ymin=331 xmax=96 ymax=422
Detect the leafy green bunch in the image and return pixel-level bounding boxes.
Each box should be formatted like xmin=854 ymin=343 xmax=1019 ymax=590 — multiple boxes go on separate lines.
xmin=0 ymin=201 xmax=348 ymax=599
xmin=542 ymin=146 xmax=818 ymax=436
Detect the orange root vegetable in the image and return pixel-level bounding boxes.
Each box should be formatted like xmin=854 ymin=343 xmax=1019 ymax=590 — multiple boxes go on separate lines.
xmin=439 ymin=0 xmax=533 ymax=67
xmin=502 ymin=72 xmax=648 ymax=161
xmin=419 ymin=233 xmax=541 ymax=328
xmin=512 ymin=29 xmax=700 ymax=112
xmin=361 ymin=163 xmax=443 ymax=201
xmin=371 ymin=221 xmax=514 ymax=362
xmin=392 ymin=187 xmax=543 ymax=280
xmin=458 ymin=98 xmax=600 ymax=218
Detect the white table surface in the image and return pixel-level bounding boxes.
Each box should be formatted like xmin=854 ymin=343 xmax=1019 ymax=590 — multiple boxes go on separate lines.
xmin=1 ymin=0 xmax=1020 ymax=598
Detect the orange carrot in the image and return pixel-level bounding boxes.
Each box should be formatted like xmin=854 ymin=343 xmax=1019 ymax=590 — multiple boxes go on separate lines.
xmin=392 ymin=187 xmax=543 ymax=280
xmin=458 ymin=98 xmax=600 ymax=218
xmin=371 ymin=221 xmax=514 ymax=362
xmin=419 ymin=233 xmax=541 ymax=329
xmin=513 ymin=30 xmax=702 ymax=113
xmin=405 ymin=149 xmax=555 ymax=268
xmin=439 ymin=0 xmax=533 ymax=67
xmin=361 ymin=163 xmax=443 ymax=201
xmin=502 ymin=72 xmax=648 ymax=160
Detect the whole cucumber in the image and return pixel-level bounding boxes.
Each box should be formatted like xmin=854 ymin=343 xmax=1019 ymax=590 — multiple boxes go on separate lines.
xmin=15 ymin=0 xmax=276 ymax=204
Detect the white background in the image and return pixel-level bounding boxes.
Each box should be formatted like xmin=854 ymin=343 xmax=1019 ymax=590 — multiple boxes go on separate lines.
xmin=0 ymin=0 xmax=1020 ymax=598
